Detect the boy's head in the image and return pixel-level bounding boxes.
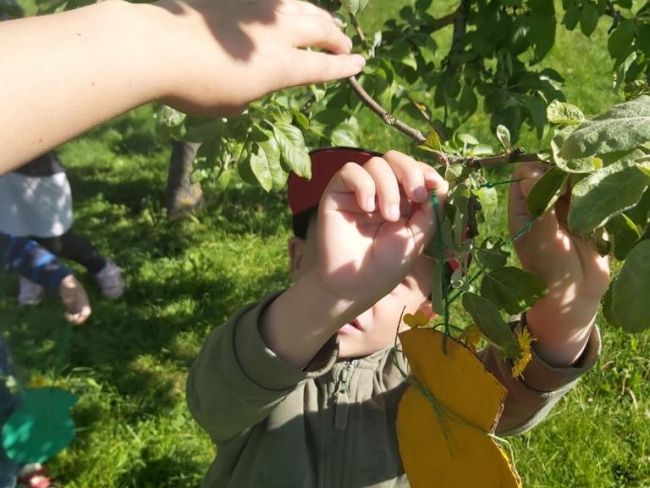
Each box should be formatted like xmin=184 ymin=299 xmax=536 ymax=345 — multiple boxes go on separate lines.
xmin=286 ymin=147 xmax=436 ymax=358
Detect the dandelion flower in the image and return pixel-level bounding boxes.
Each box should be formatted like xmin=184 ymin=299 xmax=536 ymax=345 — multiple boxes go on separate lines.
xmin=511 ymin=327 xmax=537 ymax=379
xmin=460 ymin=324 xmax=483 ymax=352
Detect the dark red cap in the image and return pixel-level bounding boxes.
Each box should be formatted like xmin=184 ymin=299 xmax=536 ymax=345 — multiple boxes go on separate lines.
xmin=287 ymin=147 xmax=381 ymax=215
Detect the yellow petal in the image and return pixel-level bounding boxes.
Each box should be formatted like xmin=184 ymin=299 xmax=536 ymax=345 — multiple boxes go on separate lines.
xmin=403 ymin=310 xmax=430 ymax=328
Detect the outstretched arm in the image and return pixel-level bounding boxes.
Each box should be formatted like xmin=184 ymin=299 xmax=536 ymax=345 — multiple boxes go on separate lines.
xmin=509 ymin=162 xmax=610 ymax=366
xmin=0 ymin=0 xmax=364 ymax=174
xmin=0 ymin=232 xmax=91 ymax=323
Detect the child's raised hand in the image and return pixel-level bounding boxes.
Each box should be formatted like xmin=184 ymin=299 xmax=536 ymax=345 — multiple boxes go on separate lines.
xmin=317 ymin=151 xmax=448 ymax=306
xmin=58 ymin=275 xmax=92 ymax=325
xmin=508 ymin=162 xmax=609 ymax=365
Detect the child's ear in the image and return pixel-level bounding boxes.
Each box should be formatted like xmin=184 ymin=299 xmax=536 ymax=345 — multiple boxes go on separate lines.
xmin=418 ymin=301 xmax=438 ymax=320
xmin=288 ymin=237 xmax=306 ymax=280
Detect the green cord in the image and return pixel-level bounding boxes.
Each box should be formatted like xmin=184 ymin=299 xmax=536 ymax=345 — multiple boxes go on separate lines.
xmin=479 ymin=177 xmax=524 ymax=189
xmin=51 ymin=321 xmax=73 ymax=381
xmin=430 ymin=193 xmax=450 ymax=346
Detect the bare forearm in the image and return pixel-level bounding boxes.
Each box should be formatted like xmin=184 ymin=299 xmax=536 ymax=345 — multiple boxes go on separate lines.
xmin=260 ymin=269 xmax=357 ymax=368
xmin=526 ymin=288 xmax=599 ymax=367
xmin=0 ymin=1 xmax=174 ymax=173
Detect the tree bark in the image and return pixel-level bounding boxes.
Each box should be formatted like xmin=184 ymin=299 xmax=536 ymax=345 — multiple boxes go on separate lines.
xmin=165 ymin=141 xmax=204 ymax=220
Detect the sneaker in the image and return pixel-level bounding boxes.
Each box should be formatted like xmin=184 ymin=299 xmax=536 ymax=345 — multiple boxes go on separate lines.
xmin=18 ymin=277 xmax=43 ymax=305
xmin=17 ymin=463 xmax=52 ymax=488
xmin=95 ymin=260 xmax=125 ymax=300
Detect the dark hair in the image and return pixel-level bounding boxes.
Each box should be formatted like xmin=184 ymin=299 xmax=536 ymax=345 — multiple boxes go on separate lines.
xmin=291 ymin=206 xmax=319 ymax=239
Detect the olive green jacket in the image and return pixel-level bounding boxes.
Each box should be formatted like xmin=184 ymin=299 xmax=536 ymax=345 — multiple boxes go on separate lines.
xmin=187 ymin=292 xmax=601 ymax=488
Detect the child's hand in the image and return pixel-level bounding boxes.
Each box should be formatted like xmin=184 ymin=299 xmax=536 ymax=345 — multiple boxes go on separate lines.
xmin=317 ymin=151 xmax=448 ymax=307
xmin=508 ymin=162 xmax=609 ymax=365
xmin=58 ymin=275 xmax=92 ymax=325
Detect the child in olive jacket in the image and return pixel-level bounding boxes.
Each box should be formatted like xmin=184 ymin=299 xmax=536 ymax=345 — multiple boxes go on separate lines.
xmin=187 ymin=148 xmax=607 ymax=488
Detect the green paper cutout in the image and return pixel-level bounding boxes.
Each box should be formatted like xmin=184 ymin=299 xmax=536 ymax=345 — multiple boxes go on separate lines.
xmin=2 ymin=387 xmax=78 ymax=464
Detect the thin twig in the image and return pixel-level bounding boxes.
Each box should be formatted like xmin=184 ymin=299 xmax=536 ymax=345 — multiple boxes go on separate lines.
xmin=349 ymin=13 xmax=367 ymax=44
xmin=347 ymin=75 xmax=426 ymax=144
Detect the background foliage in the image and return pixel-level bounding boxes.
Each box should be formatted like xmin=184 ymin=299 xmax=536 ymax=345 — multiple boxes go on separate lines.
xmin=3 ymin=0 xmax=650 ymax=486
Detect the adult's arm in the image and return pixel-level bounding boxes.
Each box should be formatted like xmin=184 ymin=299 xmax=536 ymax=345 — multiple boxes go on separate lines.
xmin=0 ymin=0 xmax=364 ymax=174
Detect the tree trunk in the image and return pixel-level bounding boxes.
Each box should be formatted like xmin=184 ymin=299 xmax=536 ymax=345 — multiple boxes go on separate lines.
xmin=165 ymin=141 xmax=204 ymax=220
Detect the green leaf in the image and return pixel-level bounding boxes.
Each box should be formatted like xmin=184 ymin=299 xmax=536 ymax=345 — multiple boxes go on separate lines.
xmin=496 ymin=125 xmax=511 ymax=151
xmin=560 ymin=96 xmax=650 ymax=159
xmin=480 ymin=267 xmax=548 ymax=315
xmin=474 ymin=237 xmax=510 ymax=270
xmin=612 ymin=240 xmax=650 ymax=333
xmin=423 ymin=131 xmax=442 ymax=152
xmin=462 ymin=292 xmax=518 ymax=356
xmin=184 ymin=118 xmax=223 ymax=143
xmin=605 ymin=213 xmax=641 ymax=260
xmin=272 ymin=122 xmax=311 ymax=179
xmin=636 ymin=23 xmax=650 ymax=55
xmin=342 ymin=0 xmax=369 ymax=15
xmin=525 ymin=8 xmax=556 ymax=62
xmin=546 ymin=100 xmax=585 ymax=125
xmin=563 ymin=4 xmax=580 ymax=30
xmin=567 ymin=160 xmax=650 ymax=234
xmin=331 ymin=124 xmax=359 ymax=147
xmin=249 ymin=130 xmax=287 ymax=192
xmin=601 ymin=283 xmax=621 ymax=329
xmin=3 ymin=387 xmax=78 ymax=464
xmin=580 ymin=1 xmax=599 ymax=37
xmin=608 ymin=19 xmax=635 ymax=61
xmin=624 ymin=187 xmax=650 ymax=228
xmin=527 ymin=166 xmax=569 ymax=216
xmin=456 ymin=133 xmax=479 ymax=146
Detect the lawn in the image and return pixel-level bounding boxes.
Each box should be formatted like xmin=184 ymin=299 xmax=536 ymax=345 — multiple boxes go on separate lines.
xmin=3 ymin=1 xmax=650 ymax=487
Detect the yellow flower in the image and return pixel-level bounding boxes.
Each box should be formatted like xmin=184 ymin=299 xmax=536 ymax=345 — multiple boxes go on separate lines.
xmin=511 ymin=327 xmax=537 ymax=379
xmin=403 ymin=310 xmax=430 ymax=328
xmin=29 ymin=376 xmax=49 ymax=388
xmin=460 ymin=324 xmax=483 ymax=352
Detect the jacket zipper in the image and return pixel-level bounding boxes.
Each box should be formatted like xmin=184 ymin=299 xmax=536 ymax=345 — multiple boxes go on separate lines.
xmin=333 ymin=360 xmax=357 ymax=430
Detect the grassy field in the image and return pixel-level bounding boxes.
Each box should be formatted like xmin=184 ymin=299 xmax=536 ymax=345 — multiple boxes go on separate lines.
xmin=3 ymin=1 xmax=650 ymax=487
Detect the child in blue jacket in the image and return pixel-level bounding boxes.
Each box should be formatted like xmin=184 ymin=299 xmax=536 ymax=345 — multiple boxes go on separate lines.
xmin=1 ymin=231 xmax=90 ymax=488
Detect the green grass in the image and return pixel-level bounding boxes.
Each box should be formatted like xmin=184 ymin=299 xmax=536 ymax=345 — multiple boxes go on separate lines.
xmin=3 ymin=1 xmax=650 ymax=487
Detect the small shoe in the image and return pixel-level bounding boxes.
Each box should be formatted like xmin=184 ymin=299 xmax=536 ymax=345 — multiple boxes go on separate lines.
xmin=17 ymin=463 xmax=52 ymax=488
xmin=18 ymin=277 xmax=43 ymax=305
xmin=95 ymin=260 xmax=125 ymax=300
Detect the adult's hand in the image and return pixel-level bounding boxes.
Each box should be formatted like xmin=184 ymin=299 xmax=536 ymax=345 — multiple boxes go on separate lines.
xmin=0 ymin=0 xmax=364 ymax=174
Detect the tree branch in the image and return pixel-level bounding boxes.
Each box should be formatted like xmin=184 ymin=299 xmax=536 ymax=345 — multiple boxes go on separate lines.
xmin=346 ymin=75 xmax=426 ymax=144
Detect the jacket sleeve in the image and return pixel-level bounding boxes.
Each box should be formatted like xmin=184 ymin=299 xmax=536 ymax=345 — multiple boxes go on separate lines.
xmin=186 ymin=291 xmax=339 ymax=442
xmin=0 ymin=231 xmax=71 ymax=294
xmin=480 ymin=317 xmax=601 ymax=436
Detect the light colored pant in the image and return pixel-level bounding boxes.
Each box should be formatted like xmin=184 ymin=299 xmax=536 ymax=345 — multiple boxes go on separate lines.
xmin=0 ymin=336 xmax=21 ymax=488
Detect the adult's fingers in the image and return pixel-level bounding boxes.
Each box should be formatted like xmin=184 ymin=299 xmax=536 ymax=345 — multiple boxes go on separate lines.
xmin=282 ymin=13 xmax=353 ymax=54
xmin=278 ymin=49 xmax=364 ymax=89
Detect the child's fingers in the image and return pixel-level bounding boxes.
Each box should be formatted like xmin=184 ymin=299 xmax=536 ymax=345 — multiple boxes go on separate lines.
xmin=324 ymin=162 xmax=377 ymax=213
xmin=363 ymin=156 xmax=402 ymax=221
xmin=64 ymin=304 xmax=91 ymax=325
xmin=382 ymin=150 xmax=436 ymax=203
xmin=508 ymin=161 xmax=559 ymax=243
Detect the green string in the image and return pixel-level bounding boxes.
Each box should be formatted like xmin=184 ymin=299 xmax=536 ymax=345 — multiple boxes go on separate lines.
xmin=432 ymin=178 xmax=537 ymax=326
xmin=430 ymin=193 xmax=450 ymax=346
xmin=479 ymin=177 xmax=524 ymax=189
xmin=51 ymin=322 xmax=73 ymax=381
